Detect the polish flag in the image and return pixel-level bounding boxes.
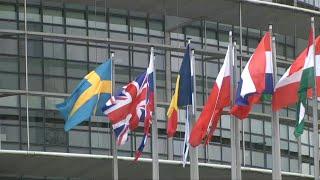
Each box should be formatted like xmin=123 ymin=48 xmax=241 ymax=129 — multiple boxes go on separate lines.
xmin=189 ymin=44 xmax=233 ymax=147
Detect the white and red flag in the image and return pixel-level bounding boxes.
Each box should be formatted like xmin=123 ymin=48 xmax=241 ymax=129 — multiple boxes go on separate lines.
xmin=189 ymin=44 xmax=233 ymax=147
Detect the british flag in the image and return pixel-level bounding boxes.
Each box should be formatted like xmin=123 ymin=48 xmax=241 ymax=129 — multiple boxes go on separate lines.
xmin=102 ymin=53 xmax=154 ymax=160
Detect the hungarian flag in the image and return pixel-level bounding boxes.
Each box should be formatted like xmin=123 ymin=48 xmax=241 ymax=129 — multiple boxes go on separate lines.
xmin=189 ymin=45 xmax=233 ymax=147
xmin=167 ymin=44 xmax=192 ymax=137
xmin=272 ymin=28 xmax=319 ymax=137
xmin=231 ymin=32 xmax=273 ymax=119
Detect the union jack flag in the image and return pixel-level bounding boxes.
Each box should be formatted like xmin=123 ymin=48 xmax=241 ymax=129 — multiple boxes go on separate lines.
xmin=102 ymin=53 xmax=154 ymax=161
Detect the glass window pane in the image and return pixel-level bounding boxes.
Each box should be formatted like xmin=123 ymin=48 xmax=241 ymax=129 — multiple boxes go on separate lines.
xmin=0 ymin=73 xmax=18 ymax=89
xmin=43 ymin=9 xmax=63 ymax=24
xmin=67 ymin=62 xmax=87 ymax=78
xmin=69 ymin=130 xmax=89 ymax=147
xmin=251 ymin=119 xmax=263 ymax=134
xmin=0 ymin=38 xmax=17 ymax=55
xmin=66 ymin=11 xmax=86 ymax=27
xmin=44 ymin=59 xmax=65 ymax=76
xmin=252 ymin=151 xmax=264 ymax=168
xmin=67 ymin=44 xmax=87 ymax=61
xmin=44 ymin=42 xmax=65 ymax=59
xmin=222 ymin=146 xmax=231 ymax=162
xmin=45 ymin=76 xmax=66 ymax=93
xmin=0 ymin=4 xmax=16 ymax=20
xmin=110 ymin=16 xmax=127 ymax=32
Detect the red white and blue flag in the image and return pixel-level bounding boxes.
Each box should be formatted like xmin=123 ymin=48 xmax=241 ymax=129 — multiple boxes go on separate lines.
xmin=231 ymin=32 xmax=273 ymax=119
xmin=102 ymin=53 xmax=154 ymax=160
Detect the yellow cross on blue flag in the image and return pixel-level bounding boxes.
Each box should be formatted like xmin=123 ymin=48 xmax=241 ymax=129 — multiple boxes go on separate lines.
xmin=57 ymin=60 xmax=112 ymax=131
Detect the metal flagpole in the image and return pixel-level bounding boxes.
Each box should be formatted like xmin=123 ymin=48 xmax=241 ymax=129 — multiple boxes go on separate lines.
xmin=151 ymin=46 xmax=159 ymax=180
xmin=110 ymin=52 xmax=119 ymax=180
xmin=233 ymin=41 xmax=242 ymax=179
xmin=311 ymin=17 xmax=319 ymax=180
xmin=190 ymin=47 xmax=199 ymax=180
xmin=230 ymin=31 xmax=241 ymax=180
xmin=24 ymin=0 xmax=30 ymax=151
xmin=239 ymin=1 xmax=246 ymax=167
xmin=269 ymin=25 xmax=282 ymax=180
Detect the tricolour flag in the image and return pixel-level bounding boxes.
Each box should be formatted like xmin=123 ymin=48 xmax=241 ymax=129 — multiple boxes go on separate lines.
xmin=57 ymin=60 xmax=112 ymax=131
xmin=231 ymin=32 xmax=273 ymax=119
xmin=272 ymin=29 xmax=319 ymax=137
xmin=167 ymin=44 xmax=193 ymax=166
xmin=189 ymin=45 xmax=233 ymax=147
xmin=167 ymin=44 xmax=192 ymax=137
xmin=102 ymin=52 xmax=154 ymax=160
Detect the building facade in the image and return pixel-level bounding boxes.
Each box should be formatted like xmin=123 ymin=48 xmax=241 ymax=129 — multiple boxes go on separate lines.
xmin=0 ymin=0 xmax=319 ymax=179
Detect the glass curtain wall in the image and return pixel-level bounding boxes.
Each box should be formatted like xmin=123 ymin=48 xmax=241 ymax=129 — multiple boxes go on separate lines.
xmin=0 ymin=0 xmax=318 ymax=177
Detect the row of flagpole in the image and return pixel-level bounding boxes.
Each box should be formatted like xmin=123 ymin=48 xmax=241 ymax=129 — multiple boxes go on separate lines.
xmin=108 ymin=18 xmax=319 ymax=180
xmin=42 ymin=15 xmax=319 ymax=180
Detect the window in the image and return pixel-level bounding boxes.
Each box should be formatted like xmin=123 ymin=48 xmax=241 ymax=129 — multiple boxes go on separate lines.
xmin=208 ymin=145 xmax=221 ymax=161
xmin=69 ymin=130 xmax=90 ymax=147
xmin=66 ymin=11 xmax=86 ymax=27
xmin=133 ymin=51 xmax=148 ymax=68
xmin=43 ymin=42 xmax=64 ymax=59
xmin=44 ymin=59 xmax=65 ymax=76
xmin=130 ymin=18 xmax=147 ymax=34
xmin=45 ymin=76 xmax=66 ymax=93
xmin=67 ymin=44 xmax=87 ymax=61
xmin=281 ymin=156 xmax=289 ymax=172
xmin=251 ymin=119 xmax=263 ymax=134
xmin=149 ymin=20 xmax=163 ymax=36
xmin=0 ymin=38 xmax=17 ymax=55
xmin=222 ymin=146 xmax=231 ymax=162
xmin=89 ymin=46 xmax=108 ymax=62
xmin=0 ymin=56 xmax=18 ymax=73
xmin=0 ymin=4 xmax=16 ymax=20
xmin=67 ymin=61 xmax=87 ymax=78
xmin=43 ymin=9 xmax=63 ymax=24
xmin=0 ymin=73 xmax=18 ymax=89
xmin=252 ymin=151 xmax=264 ymax=167
xmin=110 ymin=16 xmax=127 ymax=32
xmin=88 ymin=14 xmax=107 ymax=29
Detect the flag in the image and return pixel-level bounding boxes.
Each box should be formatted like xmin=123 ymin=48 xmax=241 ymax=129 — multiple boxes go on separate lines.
xmin=167 ymin=44 xmax=193 ymax=166
xmin=189 ymin=45 xmax=233 ymax=147
xmin=57 ymin=60 xmax=112 ymax=131
xmin=102 ymin=53 xmax=154 ymax=160
xmin=231 ymin=32 xmax=273 ymax=119
xmin=167 ymin=44 xmax=192 ymax=137
xmin=273 ymin=29 xmax=318 ymax=137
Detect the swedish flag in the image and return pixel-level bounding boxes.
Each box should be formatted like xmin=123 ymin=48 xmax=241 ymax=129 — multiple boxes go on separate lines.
xmin=57 ymin=60 xmax=112 ymax=131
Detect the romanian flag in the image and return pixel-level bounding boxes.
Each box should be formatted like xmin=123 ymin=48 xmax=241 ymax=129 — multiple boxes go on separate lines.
xmin=167 ymin=44 xmax=192 ymax=137
xmin=57 ymin=60 xmax=112 ymax=131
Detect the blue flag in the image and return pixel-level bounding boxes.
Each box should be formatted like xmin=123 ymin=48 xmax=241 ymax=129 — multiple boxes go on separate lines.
xmin=177 ymin=44 xmax=192 ymax=107
xmin=57 ymin=60 xmax=112 ymax=131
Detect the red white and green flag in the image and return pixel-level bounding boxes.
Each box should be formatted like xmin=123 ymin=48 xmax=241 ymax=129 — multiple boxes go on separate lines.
xmin=272 ymin=28 xmax=320 ymax=138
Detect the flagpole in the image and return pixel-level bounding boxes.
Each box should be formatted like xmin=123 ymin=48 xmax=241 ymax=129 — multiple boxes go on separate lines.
xmin=311 ymin=16 xmax=319 ymax=180
xmin=190 ymin=45 xmax=199 ymax=180
xmin=110 ymin=51 xmax=119 ymax=180
xmin=269 ymin=24 xmax=282 ymax=180
xmin=239 ymin=1 xmax=246 ymax=167
xmin=233 ymin=40 xmax=242 ymax=180
xmin=24 ymin=0 xmax=30 ymax=151
xmin=151 ymin=46 xmax=160 ymax=180
xmin=230 ymin=31 xmax=241 ymax=180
